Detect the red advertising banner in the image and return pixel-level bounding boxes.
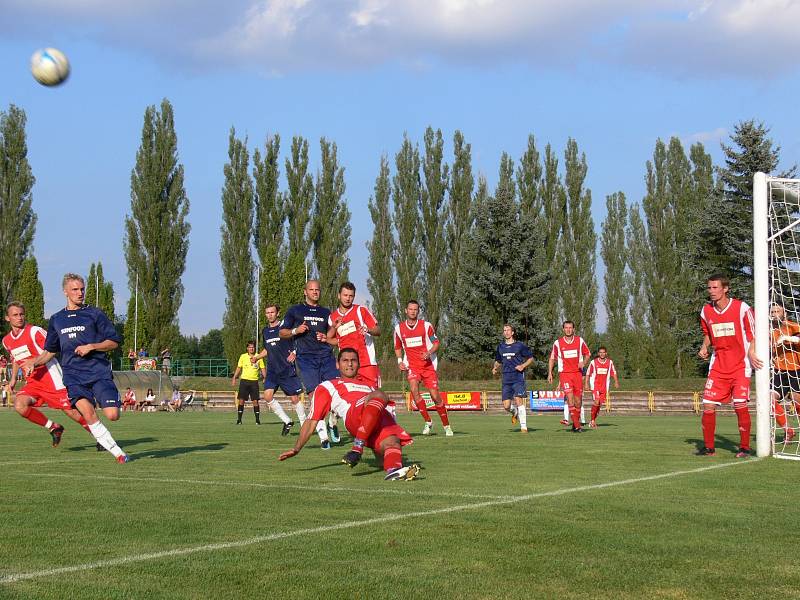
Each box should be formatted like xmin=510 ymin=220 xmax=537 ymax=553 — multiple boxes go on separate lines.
xmin=135 ymin=358 xmax=157 ymax=371
xmin=407 ymin=391 xmax=484 ymax=411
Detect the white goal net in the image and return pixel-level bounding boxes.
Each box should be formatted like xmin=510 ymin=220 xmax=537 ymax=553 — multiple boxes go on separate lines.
xmin=754 ymin=173 xmax=800 ymax=459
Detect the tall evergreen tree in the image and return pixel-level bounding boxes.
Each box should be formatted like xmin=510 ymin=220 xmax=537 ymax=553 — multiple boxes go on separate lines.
xmin=283 ymin=136 xmax=314 ymax=308
xmin=419 ymin=126 xmax=450 ymax=329
xmin=366 ymin=155 xmax=396 ymax=361
xmin=253 ymin=134 xmax=285 ymax=312
xmin=123 ymin=280 xmax=146 ymax=355
xmin=600 ymin=192 xmax=628 ymax=368
xmin=124 ymin=98 xmax=190 ymax=355
xmin=717 ymin=120 xmax=795 ymax=300
xmin=560 ymin=138 xmax=597 ymax=339
xmin=393 ymin=134 xmax=422 ymax=311
xmin=14 ymin=256 xmax=44 ymax=327
xmin=311 ymin=138 xmax=351 ymax=305
xmin=626 ymin=204 xmax=650 ymax=376
xmin=541 ymin=144 xmax=566 ymax=332
xmin=443 ymin=130 xmax=475 ymax=342
xmin=86 ymin=262 xmax=115 ymax=319
xmin=220 ymin=128 xmax=255 ymax=367
xmin=0 ymin=105 xmax=36 ymax=308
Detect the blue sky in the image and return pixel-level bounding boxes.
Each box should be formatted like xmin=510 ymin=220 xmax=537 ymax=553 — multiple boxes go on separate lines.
xmin=1 ymin=0 xmax=798 ymax=335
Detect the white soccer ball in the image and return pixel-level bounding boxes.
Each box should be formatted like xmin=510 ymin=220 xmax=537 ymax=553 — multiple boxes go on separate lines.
xmin=30 ymin=48 xmax=70 ymax=87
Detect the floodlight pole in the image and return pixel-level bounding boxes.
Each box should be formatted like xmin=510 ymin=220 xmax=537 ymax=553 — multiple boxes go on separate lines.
xmin=134 ymin=272 xmax=139 ymax=353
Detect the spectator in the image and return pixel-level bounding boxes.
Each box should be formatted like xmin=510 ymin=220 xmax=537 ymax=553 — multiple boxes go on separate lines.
xmin=137 ymin=387 xmax=156 ymax=411
xmin=0 ymin=354 xmax=7 ymax=383
xmin=127 ymin=348 xmax=136 ymax=369
xmin=122 ymin=387 xmax=137 ymax=411
xmin=138 ymin=347 xmax=148 ymax=358
xmin=169 ymin=387 xmax=182 ymax=411
xmin=160 ymin=347 xmax=172 ymax=375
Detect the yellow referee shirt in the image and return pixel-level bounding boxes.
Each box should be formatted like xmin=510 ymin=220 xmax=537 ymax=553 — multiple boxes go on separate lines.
xmin=237 ymin=353 xmax=264 ymax=381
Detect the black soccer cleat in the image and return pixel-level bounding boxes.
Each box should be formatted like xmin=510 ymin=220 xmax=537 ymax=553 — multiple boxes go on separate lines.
xmin=49 ymin=424 xmax=64 ymax=447
xmin=281 ymin=421 xmax=294 ymax=436
xmin=695 ymin=446 xmax=716 ymax=456
xmin=341 ymin=449 xmax=362 ymax=468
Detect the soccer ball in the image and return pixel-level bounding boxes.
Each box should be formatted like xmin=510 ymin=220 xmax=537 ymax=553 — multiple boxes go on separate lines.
xmin=30 ymin=48 xmax=70 ymax=87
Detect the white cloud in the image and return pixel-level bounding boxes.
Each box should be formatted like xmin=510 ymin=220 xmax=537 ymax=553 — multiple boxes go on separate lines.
xmin=681 ymin=127 xmax=728 ymax=146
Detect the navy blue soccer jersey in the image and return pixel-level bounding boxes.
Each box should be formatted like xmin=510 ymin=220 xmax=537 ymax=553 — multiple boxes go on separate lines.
xmin=495 ymin=341 xmax=533 ymax=383
xmin=281 ymin=303 xmax=334 ymax=358
xmin=44 ymin=305 xmax=121 ymax=386
xmin=262 ymin=324 xmax=295 ymax=375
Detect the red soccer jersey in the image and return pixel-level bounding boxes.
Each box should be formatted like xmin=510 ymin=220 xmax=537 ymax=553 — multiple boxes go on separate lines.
xmin=311 ymin=376 xmax=375 ymax=433
xmin=550 ymin=336 xmax=590 ymax=373
xmin=700 ymin=298 xmax=754 ymax=377
xmin=586 ymin=358 xmax=617 ymax=393
xmin=2 ymin=324 xmax=66 ymax=391
xmin=394 ymin=319 xmax=438 ymax=371
xmin=329 ymin=304 xmax=379 ymax=368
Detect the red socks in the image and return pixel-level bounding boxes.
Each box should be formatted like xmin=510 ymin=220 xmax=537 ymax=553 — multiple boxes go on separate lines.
xmin=383 ymin=447 xmax=402 ymax=472
xmin=591 ymin=404 xmax=600 ymax=421
xmin=735 ymin=404 xmax=751 ymax=449
xmin=436 ymin=404 xmax=449 ymax=426
xmin=416 ymin=399 xmax=431 ymax=421
xmin=701 ymin=410 xmax=716 ymax=449
xmin=570 ymin=406 xmax=581 ymax=429
xmin=354 ymin=397 xmax=387 ymax=450
xmin=21 ymin=406 xmax=48 ymax=427
xmin=775 ymin=400 xmax=787 ymax=428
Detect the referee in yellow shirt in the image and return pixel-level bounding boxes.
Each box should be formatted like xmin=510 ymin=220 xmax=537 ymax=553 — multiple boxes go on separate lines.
xmin=232 ymin=340 xmax=266 ymax=425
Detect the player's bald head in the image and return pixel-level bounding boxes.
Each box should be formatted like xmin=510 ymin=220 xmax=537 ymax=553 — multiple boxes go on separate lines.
xmin=304 ymin=280 xmax=320 ymax=291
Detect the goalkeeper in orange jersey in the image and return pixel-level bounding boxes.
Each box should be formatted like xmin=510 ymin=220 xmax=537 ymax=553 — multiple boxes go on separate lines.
xmin=770 ymin=303 xmax=800 ymax=441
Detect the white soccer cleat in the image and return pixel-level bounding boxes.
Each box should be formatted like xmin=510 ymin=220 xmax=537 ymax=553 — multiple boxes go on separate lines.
xmin=422 ymin=421 xmax=433 ymax=435
xmin=444 ymin=425 xmax=454 ymax=437
xmin=520 ymin=427 xmax=528 ymax=433
xmin=385 ymin=466 xmax=410 ymax=480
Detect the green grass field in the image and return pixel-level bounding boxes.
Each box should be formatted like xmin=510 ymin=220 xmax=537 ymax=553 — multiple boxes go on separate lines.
xmin=1 ymin=409 xmax=798 ymax=599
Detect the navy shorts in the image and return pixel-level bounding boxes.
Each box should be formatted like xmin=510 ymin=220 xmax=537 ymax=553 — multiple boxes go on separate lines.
xmin=264 ymin=371 xmax=303 ymax=396
xmin=502 ymin=380 xmax=527 ymax=400
xmin=67 ymin=379 xmax=120 ymax=409
xmin=296 ymin=354 xmax=339 ymax=393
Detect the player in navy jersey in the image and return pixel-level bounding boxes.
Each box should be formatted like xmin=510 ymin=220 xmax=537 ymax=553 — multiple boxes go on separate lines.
xmin=492 ymin=324 xmax=534 ymax=433
xmin=251 ymin=304 xmax=306 ymax=436
xmin=23 ymin=273 xmax=129 ymax=463
xmin=279 ymin=280 xmax=338 ymax=448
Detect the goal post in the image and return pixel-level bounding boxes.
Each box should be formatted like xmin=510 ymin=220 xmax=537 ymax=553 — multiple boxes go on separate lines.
xmin=753 ymin=172 xmax=800 ymax=459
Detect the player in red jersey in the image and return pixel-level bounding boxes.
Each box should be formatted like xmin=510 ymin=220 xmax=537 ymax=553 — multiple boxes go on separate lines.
xmin=697 ymin=274 xmax=763 ymax=457
xmin=2 ymin=302 xmax=92 ymax=446
xmin=278 ymin=348 xmax=419 ymax=481
xmin=548 ymin=321 xmax=591 ymax=432
xmin=325 ymin=281 xmax=384 ymax=441
xmin=584 ymin=346 xmax=619 ymax=429
xmin=394 ymin=300 xmax=452 ymax=436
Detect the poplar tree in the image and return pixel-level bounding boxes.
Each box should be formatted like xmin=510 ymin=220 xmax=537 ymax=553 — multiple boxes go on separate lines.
xmin=393 ymin=134 xmax=422 ymax=312
xmin=443 ymin=130 xmax=475 ymax=341
xmin=366 ymin=155 xmax=396 ymax=361
xmin=124 ymin=99 xmax=190 ymax=355
xmin=0 ymin=105 xmax=36 ymax=308
xmin=283 ymin=136 xmax=313 ymax=308
xmin=541 ymin=144 xmax=566 ymax=332
xmin=220 ymin=128 xmax=255 ymax=367
xmin=86 ymin=262 xmax=115 ymax=319
xmin=253 ymin=134 xmax=285 ymax=312
xmin=15 ymin=256 xmax=44 ymax=327
xmin=600 ymin=192 xmax=628 ymax=367
xmin=560 ymin=138 xmax=596 ymax=339
xmin=626 ymin=205 xmax=650 ymax=376
xmin=419 ymin=126 xmax=450 ymax=329
xmin=311 ymin=138 xmax=351 ymax=305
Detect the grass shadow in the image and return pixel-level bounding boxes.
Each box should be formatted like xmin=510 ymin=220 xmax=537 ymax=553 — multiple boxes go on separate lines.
xmin=67 ymin=436 xmax=158 ymax=452
xmin=133 ymin=442 xmax=228 ymax=460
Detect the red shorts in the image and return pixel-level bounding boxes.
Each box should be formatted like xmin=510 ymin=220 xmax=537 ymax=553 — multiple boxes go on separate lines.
xmin=358 ymin=365 xmax=381 ymax=388
xmin=407 ymin=365 xmax=439 ymax=390
xmin=592 ymin=389 xmax=606 ymax=403
xmin=344 ymin=406 xmax=412 ymax=450
xmin=20 ymin=382 xmax=71 ymax=411
xmin=702 ymin=372 xmax=750 ymax=404
xmin=559 ymin=372 xmax=583 ymax=398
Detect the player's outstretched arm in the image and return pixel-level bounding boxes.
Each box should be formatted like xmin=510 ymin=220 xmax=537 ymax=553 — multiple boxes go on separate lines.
xmin=279 ymin=418 xmax=319 ymax=460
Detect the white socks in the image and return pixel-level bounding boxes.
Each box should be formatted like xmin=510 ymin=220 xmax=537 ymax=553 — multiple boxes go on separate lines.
xmin=268 ymin=399 xmax=291 ymax=425
xmin=580 ymin=405 xmax=586 ymax=424
xmin=88 ymin=421 xmax=124 ymax=458
xmin=316 ymin=420 xmax=329 ymax=441
xmin=563 ymin=403 xmax=569 ymax=420
xmin=518 ymin=405 xmax=527 ymax=429
xmin=294 ymin=401 xmax=307 ymax=424
xmin=328 ymin=412 xmax=338 ymax=428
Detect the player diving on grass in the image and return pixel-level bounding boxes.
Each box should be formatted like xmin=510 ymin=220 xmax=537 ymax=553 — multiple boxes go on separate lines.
xmin=22 ymin=273 xmax=129 ymax=463
xmin=279 ymin=347 xmax=419 ymax=481
xmin=492 ymin=324 xmax=534 ymax=433
xmin=3 ymin=301 xmax=93 ymax=446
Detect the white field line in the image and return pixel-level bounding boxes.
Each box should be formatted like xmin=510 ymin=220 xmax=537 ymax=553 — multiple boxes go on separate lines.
xmin=10 ymin=471 xmax=511 ymax=501
xmin=0 ymin=459 xmax=756 ymax=585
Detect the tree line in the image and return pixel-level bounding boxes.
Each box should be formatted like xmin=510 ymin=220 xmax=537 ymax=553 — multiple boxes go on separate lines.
xmin=0 ymin=99 xmax=793 ymax=376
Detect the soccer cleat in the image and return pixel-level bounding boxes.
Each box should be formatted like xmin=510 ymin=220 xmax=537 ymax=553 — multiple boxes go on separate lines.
xmin=560 ymin=419 xmax=569 ymax=426
xmin=422 ymin=421 xmax=433 ymax=435
xmin=236 ymin=420 xmax=242 ymax=425
xmin=520 ymin=427 xmax=528 ymax=433
xmin=735 ymin=447 xmax=751 ymax=458
xmin=787 ymin=427 xmax=796 ymax=442
xmin=49 ymin=424 xmax=64 ymax=447
xmin=96 ymin=442 xmax=104 ymax=452
xmin=320 ymin=440 xmax=331 ymax=450
xmin=444 ymin=425 xmax=454 ymax=437
xmin=329 ymin=424 xmax=341 ymax=444
xmin=695 ymin=447 xmax=716 ymax=456
xmin=404 ymin=464 xmax=421 ymax=480
xmin=341 ymin=449 xmax=362 ymax=468
xmin=116 ymin=454 xmax=131 ymax=464
xmin=281 ymin=421 xmax=294 ymax=436
xmin=572 ymin=427 xmax=583 ymax=433
xmin=384 ymin=466 xmax=410 ymax=481
xmin=510 ymin=408 xmax=518 ymax=425
xmin=589 ymin=419 xmax=597 ymax=429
